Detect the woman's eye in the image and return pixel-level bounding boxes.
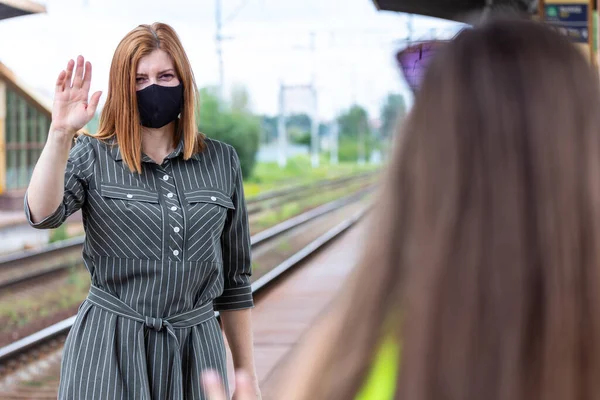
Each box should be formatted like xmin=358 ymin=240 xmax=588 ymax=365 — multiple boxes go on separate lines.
xmin=136 ymin=77 xmax=145 ymax=83
xmin=161 ymin=74 xmax=174 ymax=79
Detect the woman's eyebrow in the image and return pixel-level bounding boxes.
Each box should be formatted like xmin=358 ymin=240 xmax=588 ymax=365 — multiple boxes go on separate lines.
xmin=136 ymin=69 xmax=175 ymax=76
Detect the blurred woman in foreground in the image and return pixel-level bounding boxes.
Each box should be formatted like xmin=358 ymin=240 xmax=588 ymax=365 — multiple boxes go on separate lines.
xmin=281 ymin=17 xmax=600 ymax=400
xmin=206 ymin=17 xmax=600 ymax=400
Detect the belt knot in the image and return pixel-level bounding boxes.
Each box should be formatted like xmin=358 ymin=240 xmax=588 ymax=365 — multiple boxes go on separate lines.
xmin=145 ymin=316 xmax=164 ymax=331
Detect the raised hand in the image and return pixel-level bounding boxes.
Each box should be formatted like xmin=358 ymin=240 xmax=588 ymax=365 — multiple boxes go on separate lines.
xmin=51 ymin=55 xmax=102 ymax=137
xmin=202 ymin=370 xmax=261 ymax=400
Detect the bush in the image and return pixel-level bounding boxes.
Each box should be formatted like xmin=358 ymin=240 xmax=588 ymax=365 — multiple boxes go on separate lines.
xmin=290 ymin=130 xmax=311 ymax=146
xmin=338 ymin=136 xmax=381 ymax=163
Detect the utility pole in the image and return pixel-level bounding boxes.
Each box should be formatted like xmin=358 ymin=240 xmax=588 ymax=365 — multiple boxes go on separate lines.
xmin=311 ymin=85 xmax=319 ymax=168
xmin=278 ymin=82 xmax=317 ymax=168
xmin=215 ymin=0 xmax=224 ymax=97
xmin=351 ymin=34 xmax=358 ymax=104
xmin=309 ymin=31 xmax=319 ymax=168
xmin=330 ymin=121 xmax=339 ymax=165
xmin=277 ymin=83 xmax=287 ymax=168
xmin=358 ymin=126 xmax=366 ymax=165
xmin=288 ymin=32 xmax=320 ymax=168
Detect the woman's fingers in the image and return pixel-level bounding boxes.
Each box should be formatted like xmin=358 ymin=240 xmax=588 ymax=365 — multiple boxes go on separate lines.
xmin=55 ymin=70 xmax=67 ymax=93
xmin=233 ymin=371 xmax=255 ymax=400
xmin=63 ymin=59 xmax=75 ymax=92
xmin=72 ymin=55 xmax=85 ymax=89
xmin=82 ymin=61 xmax=92 ymax=93
xmin=202 ymin=370 xmax=227 ymax=400
xmin=202 ymin=370 xmax=257 ymax=400
xmin=86 ymin=91 xmax=102 ymax=119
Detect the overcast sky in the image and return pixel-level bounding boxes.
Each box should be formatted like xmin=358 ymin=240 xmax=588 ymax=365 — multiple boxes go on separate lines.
xmin=0 ymin=0 xmax=462 ymax=120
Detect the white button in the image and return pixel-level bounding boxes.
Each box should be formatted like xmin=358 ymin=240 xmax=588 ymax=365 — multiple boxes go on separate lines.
xmin=126 ymin=194 xmax=133 ymax=199
xmin=173 ymin=250 xmax=179 ymax=256
xmin=163 ymin=175 xmax=169 ymax=181
xmin=167 ymin=193 xmax=174 ymax=198
xmin=210 ymin=196 xmax=217 ymax=201
xmin=174 ymin=227 xmax=180 ymax=233
xmin=170 ymin=206 xmax=177 ymax=211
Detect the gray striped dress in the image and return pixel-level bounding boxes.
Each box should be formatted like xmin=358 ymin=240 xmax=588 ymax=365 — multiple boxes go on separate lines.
xmin=25 ymin=135 xmax=254 ymax=399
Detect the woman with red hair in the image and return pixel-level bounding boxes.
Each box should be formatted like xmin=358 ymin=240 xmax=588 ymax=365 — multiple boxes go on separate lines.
xmin=26 ymin=22 xmax=260 ymax=400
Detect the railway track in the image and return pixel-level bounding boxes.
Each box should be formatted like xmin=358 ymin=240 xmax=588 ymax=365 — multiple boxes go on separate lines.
xmin=245 ymin=172 xmax=375 ymax=214
xmin=0 ymin=173 xmax=377 ymax=291
xmin=0 ymin=187 xmax=371 ymax=382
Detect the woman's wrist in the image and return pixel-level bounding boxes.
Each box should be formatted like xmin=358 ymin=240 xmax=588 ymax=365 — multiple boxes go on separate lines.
xmin=47 ymin=125 xmax=76 ymax=148
xmin=235 ymin=367 xmax=257 ymax=380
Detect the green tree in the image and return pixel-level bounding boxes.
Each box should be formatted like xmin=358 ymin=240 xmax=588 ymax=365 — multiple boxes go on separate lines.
xmin=336 ymin=105 xmax=371 ymax=162
xmin=286 ymin=113 xmax=312 ymax=133
xmin=288 ymin=127 xmax=311 ymax=146
xmin=380 ymin=94 xmax=406 ymax=139
xmin=337 ymin=105 xmax=369 ymax=139
xmin=261 ymin=115 xmax=278 ymax=144
xmin=259 ymin=113 xmax=315 ymax=146
xmin=286 ymin=113 xmax=312 ymax=146
xmin=197 ymin=87 xmax=260 ymax=178
xmin=318 ymin=122 xmax=328 ymax=138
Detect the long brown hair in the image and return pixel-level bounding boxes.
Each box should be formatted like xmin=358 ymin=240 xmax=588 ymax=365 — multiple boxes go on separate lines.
xmin=95 ymin=22 xmax=202 ymax=173
xmin=283 ymin=19 xmax=600 ymax=400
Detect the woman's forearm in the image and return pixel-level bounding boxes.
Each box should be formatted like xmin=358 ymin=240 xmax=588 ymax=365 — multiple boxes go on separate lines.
xmin=220 ymin=309 xmax=257 ymax=374
xmin=27 ymin=127 xmax=74 ymax=223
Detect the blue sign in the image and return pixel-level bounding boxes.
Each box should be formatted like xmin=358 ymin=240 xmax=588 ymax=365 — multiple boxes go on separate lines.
xmin=545 ymin=3 xmax=589 ymax=43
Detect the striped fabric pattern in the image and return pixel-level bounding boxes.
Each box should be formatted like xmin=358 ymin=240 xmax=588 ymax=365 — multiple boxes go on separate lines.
xmin=25 ymin=134 xmax=254 ymax=399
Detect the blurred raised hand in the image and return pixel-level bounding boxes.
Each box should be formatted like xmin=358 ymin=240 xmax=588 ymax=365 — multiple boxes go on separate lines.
xmin=202 ymin=370 xmax=261 ymax=400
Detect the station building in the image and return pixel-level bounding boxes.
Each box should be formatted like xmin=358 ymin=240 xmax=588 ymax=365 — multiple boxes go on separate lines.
xmin=0 ymin=0 xmax=48 ymax=209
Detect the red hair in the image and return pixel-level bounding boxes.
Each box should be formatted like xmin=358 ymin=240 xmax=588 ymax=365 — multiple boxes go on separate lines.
xmin=95 ymin=22 xmax=203 ymax=173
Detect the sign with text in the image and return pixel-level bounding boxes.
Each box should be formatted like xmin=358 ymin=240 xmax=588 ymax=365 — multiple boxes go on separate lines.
xmin=545 ymin=3 xmax=589 ymax=43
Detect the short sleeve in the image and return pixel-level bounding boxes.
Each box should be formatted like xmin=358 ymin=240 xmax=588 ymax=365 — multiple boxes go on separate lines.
xmin=214 ymin=147 xmax=254 ymax=311
xmin=25 ymin=135 xmax=95 ymax=229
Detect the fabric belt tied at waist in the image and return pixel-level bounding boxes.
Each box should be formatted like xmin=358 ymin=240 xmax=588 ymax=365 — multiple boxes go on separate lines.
xmin=86 ymin=285 xmax=216 ymax=400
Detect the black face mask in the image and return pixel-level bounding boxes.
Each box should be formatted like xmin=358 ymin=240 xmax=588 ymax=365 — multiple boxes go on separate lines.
xmin=136 ymin=83 xmax=183 ymax=129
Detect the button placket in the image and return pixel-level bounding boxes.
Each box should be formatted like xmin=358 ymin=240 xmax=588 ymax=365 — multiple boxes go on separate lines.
xmin=156 ymin=163 xmax=184 ymax=261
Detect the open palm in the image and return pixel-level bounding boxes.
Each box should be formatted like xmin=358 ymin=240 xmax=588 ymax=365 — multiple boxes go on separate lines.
xmin=52 ymin=55 xmax=102 ymax=135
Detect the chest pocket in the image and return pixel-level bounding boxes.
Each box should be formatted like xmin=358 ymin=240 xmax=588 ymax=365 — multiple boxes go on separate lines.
xmin=100 ymin=182 xmax=159 ymax=206
xmin=91 ymin=182 xmax=162 ymax=259
xmin=185 ymin=189 xmax=234 ymax=233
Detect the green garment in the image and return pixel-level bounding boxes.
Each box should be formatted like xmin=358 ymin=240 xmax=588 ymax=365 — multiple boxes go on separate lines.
xmin=355 ymin=336 xmax=400 ymax=400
